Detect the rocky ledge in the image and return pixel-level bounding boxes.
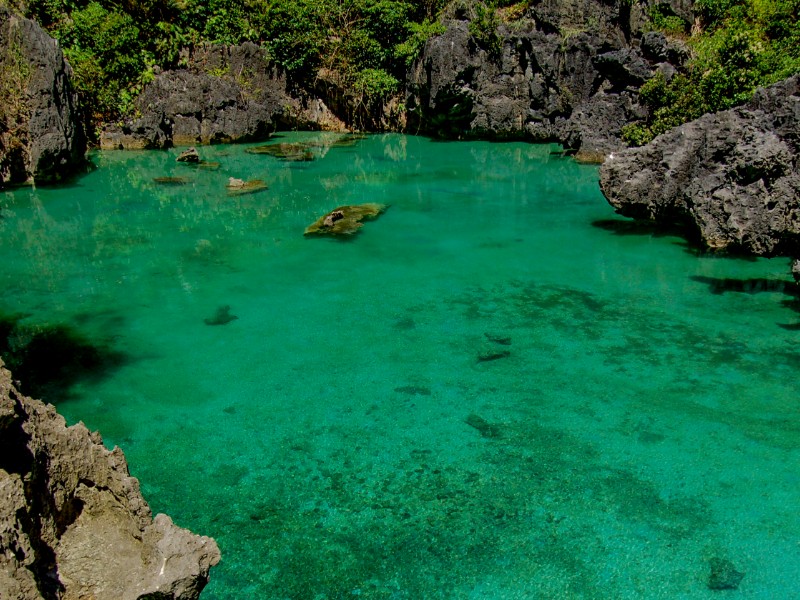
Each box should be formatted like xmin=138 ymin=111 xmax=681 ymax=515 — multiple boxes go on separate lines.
xmin=600 ymin=75 xmax=799 ymax=267
xmin=0 ymin=360 xmax=220 ymax=599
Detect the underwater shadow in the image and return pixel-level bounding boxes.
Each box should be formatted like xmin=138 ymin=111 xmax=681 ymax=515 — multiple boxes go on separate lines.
xmin=690 ymin=276 xmax=800 ymax=328
xmin=690 ymin=275 xmax=800 ymax=297
xmin=1 ymin=313 xmax=128 ymax=404
xmin=592 ymin=219 xmax=767 ymax=262
xmin=591 ymin=218 xmax=691 ymax=239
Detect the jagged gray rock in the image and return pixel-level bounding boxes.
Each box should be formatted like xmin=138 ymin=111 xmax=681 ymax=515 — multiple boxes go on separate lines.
xmin=0 ymin=359 xmax=220 ymax=599
xmin=404 ymin=6 xmax=662 ymax=155
xmin=0 ymin=7 xmax=85 ymax=185
xmin=100 ymin=42 xmax=345 ymax=149
xmin=100 ymin=1 xmax=693 ymax=154
xmin=599 ymin=75 xmax=800 ymax=258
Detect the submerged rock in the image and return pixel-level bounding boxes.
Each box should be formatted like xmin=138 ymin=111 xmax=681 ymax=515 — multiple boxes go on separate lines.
xmin=484 ymin=332 xmax=512 ymax=346
xmin=304 ymin=203 xmax=386 ymax=236
xmin=203 ymin=305 xmax=238 ymax=326
xmin=0 ymin=359 xmax=220 ymax=598
xmin=246 ymin=142 xmax=315 ymax=161
xmin=708 ymin=557 xmax=745 ymax=590
xmin=226 ymin=178 xmax=268 ymax=196
xmin=0 ymin=315 xmax=125 ymax=402
xmin=477 ymin=349 xmax=511 ymax=362
xmin=464 ymin=413 xmax=503 ymax=439
xmin=154 ymin=176 xmax=190 ymax=185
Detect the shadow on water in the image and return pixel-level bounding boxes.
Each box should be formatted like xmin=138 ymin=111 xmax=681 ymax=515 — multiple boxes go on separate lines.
xmin=591 ymin=218 xmax=691 ymax=239
xmin=592 ymin=219 xmax=768 ymax=262
xmin=0 ymin=312 xmax=127 ymax=403
xmin=691 ymin=275 xmax=800 ymax=328
xmin=690 ymin=275 xmax=799 ymax=297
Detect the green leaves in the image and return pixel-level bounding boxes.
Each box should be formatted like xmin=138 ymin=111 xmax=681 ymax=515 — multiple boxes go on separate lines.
xmin=23 ymin=0 xmax=455 ymax=132
xmin=626 ymin=0 xmax=800 ymax=146
xmin=352 ymin=67 xmax=399 ymax=98
xmin=468 ymin=2 xmax=501 ymax=54
xmin=395 ymin=19 xmax=446 ymax=67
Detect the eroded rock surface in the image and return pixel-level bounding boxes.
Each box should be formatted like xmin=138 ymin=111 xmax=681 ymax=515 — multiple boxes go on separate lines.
xmin=100 ymin=42 xmax=345 ymax=149
xmin=405 ymin=1 xmax=692 ymax=154
xmin=599 ymin=75 xmax=800 ymax=258
xmin=0 ymin=7 xmax=85 ymax=185
xmin=0 ymin=360 xmax=220 ymax=599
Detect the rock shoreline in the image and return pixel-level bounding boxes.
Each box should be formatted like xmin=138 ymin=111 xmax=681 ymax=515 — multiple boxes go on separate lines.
xmin=100 ymin=2 xmax=690 ymax=156
xmin=599 ymin=75 xmax=800 ymax=269
xmin=0 ymin=360 xmax=220 ymax=599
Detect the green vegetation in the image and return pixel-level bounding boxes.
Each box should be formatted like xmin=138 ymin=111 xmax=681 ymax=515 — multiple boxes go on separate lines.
xmin=22 ymin=0 xmax=795 ymax=145
xmin=18 ymin=0 xmax=540 ymax=136
xmin=624 ymin=0 xmax=800 ymax=145
xmin=22 ymin=0 xmax=462 ymax=136
xmin=0 ymin=26 xmax=31 ymax=162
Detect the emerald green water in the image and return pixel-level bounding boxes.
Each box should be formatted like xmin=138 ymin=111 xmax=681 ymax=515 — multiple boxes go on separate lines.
xmin=1 ymin=133 xmax=799 ymax=598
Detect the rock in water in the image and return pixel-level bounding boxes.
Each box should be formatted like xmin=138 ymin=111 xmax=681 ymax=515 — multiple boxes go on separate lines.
xmin=600 ymin=75 xmax=800 ymax=261
xmin=0 ymin=7 xmax=85 ymax=186
xmin=204 ymin=305 xmax=238 ymax=326
xmin=225 ymin=178 xmax=268 ymax=196
xmin=708 ymin=558 xmax=745 ymax=590
xmin=304 ymin=203 xmax=386 ymax=236
xmin=0 ymin=359 xmax=220 ymax=599
xmin=464 ymin=413 xmax=503 ymax=439
xmin=176 ymin=147 xmax=200 ymax=163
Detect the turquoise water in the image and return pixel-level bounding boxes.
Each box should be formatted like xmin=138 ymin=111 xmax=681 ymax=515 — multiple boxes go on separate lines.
xmin=1 ymin=133 xmax=799 ymax=598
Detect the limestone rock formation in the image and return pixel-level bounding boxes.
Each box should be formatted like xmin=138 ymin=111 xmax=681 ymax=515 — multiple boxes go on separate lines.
xmin=0 ymin=360 xmax=220 ymax=599
xmin=599 ymin=75 xmax=800 ymax=259
xmin=0 ymin=7 xmax=85 ymax=186
xmin=100 ymin=42 xmax=345 ymax=150
xmin=404 ymin=0 xmax=687 ymax=154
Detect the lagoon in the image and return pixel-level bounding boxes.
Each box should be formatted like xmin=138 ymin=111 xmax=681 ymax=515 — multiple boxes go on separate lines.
xmin=1 ymin=133 xmax=798 ymax=598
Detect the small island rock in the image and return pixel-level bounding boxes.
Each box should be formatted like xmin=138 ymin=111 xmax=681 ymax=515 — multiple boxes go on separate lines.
xmin=304 ymin=204 xmax=386 ymax=236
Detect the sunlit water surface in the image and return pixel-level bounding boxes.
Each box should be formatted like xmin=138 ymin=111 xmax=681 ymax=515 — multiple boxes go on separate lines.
xmin=1 ymin=133 xmax=799 ymax=599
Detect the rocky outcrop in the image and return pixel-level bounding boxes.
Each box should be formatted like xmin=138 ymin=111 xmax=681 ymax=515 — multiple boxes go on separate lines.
xmin=0 ymin=360 xmax=220 ymax=599
xmin=405 ymin=2 xmax=691 ymax=155
xmin=101 ymin=1 xmax=694 ymax=153
xmin=0 ymin=8 xmax=85 ymax=185
xmin=599 ymin=75 xmax=799 ymax=259
xmin=100 ymin=42 xmax=345 ymax=149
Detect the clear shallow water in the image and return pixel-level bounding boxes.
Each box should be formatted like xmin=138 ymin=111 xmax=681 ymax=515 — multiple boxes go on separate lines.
xmin=1 ymin=133 xmax=799 ymax=598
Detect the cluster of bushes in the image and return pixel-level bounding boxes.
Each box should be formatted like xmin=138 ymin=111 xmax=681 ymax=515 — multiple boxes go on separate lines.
xmin=624 ymin=0 xmax=800 ymax=145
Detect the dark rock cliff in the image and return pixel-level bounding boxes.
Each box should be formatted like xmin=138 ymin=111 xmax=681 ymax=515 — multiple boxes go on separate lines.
xmin=0 ymin=360 xmax=220 ymax=599
xmin=100 ymin=42 xmax=346 ymax=150
xmin=599 ymin=75 xmax=799 ymax=261
xmin=102 ymin=1 xmax=692 ymax=154
xmin=405 ymin=1 xmax=690 ymax=156
xmin=0 ymin=8 xmax=85 ymax=186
